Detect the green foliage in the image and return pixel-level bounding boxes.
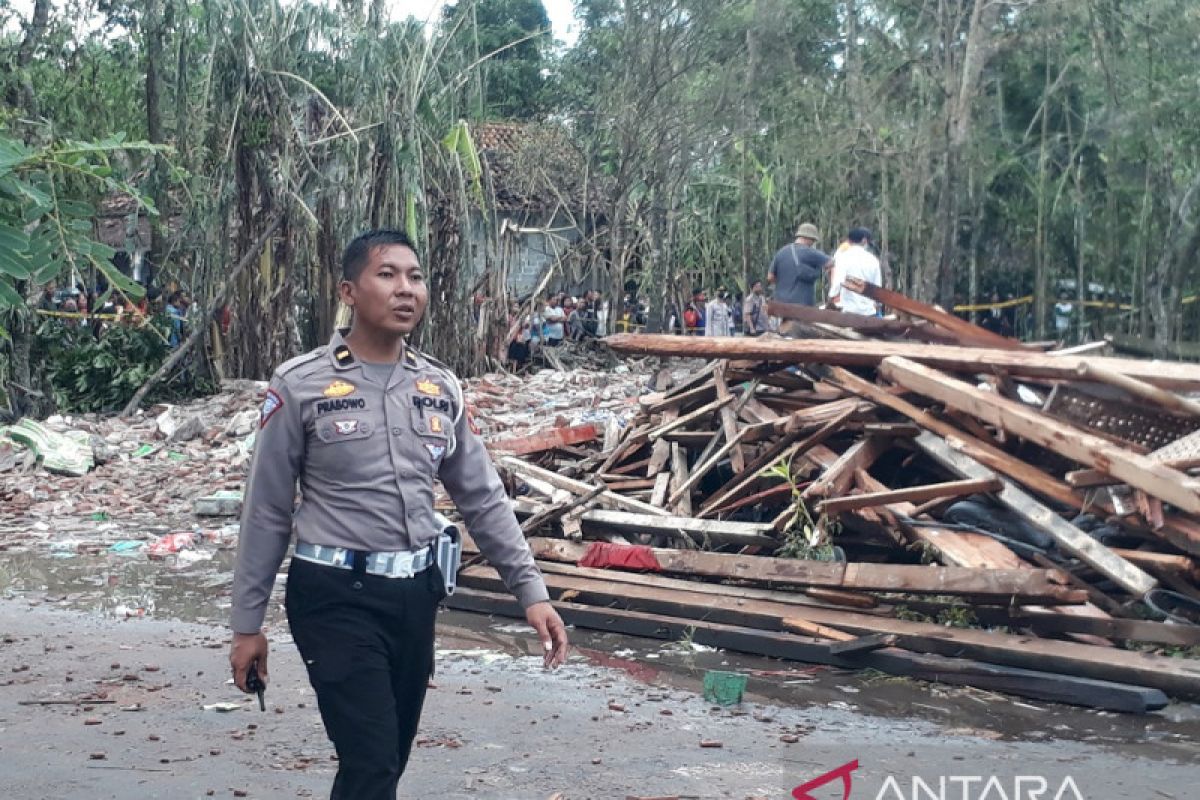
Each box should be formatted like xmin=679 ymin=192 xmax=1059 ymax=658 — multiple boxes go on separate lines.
xmin=0 ymin=128 xmax=160 ymax=311
xmin=764 ymin=457 xmax=842 ymax=560
xmin=440 ymin=0 xmax=553 ymax=119
xmin=36 ymin=317 xmax=206 ymax=413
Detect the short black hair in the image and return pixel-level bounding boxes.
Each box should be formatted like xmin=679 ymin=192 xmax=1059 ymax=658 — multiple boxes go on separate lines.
xmin=848 ymin=227 xmax=872 ymax=244
xmin=167 ymin=290 xmax=184 ymax=305
xmin=342 ymin=229 xmax=416 ymax=282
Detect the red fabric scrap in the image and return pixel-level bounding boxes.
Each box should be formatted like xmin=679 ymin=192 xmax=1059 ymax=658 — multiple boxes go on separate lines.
xmin=578 ymin=542 xmax=662 ymax=572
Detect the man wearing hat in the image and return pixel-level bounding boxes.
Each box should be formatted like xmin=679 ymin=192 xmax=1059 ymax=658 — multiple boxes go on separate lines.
xmin=768 ymin=222 xmax=831 ymax=309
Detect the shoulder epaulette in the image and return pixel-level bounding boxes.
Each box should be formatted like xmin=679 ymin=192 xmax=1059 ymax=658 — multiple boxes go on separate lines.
xmin=276 ymin=346 xmax=327 ymax=379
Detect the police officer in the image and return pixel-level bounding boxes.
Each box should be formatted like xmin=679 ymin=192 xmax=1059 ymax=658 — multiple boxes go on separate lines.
xmin=229 ymin=229 xmax=569 ymax=799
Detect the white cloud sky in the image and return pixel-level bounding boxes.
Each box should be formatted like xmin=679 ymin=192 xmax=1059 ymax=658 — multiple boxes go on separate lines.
xmin=386 ymin=0 xmax=579 ymax=45
xmin=5 ymin=1 xmax=581 ymax=46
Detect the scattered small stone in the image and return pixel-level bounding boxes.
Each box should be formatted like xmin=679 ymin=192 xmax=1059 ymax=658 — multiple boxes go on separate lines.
xmin=699 ymin=739 xmax=723 ymax=748
xmin=780 ymin=734 xmax=800 ymax=744
xmin=83 ymin=718 xmax=101 ymax=725
xmin=89 ymin=752 xmax=106 ymax=760
xmin=607 ymin=702 xmax=625 ymax=713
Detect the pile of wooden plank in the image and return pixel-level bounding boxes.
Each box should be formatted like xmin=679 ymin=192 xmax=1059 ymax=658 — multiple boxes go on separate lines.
xmin=446 ymin=286 xmax=1200 ymax=713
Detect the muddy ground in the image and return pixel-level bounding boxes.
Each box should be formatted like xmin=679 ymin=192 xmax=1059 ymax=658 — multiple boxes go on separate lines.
xmin=1 ymin=548 xmax=1198 ymax=800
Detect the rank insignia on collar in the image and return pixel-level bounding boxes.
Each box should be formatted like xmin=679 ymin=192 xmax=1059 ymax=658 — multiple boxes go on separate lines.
xmin=334 ymin=346 xmax=355 ymax=366
xmin=404 ymin=348 xmax=418 ymax=366
xmin=424 ymin=443 xmax=446 ymax=461
xmin=416 ymin=379 xmax=441 ymax=396
xmin=323 ymin=380 xmax=356 ymax=398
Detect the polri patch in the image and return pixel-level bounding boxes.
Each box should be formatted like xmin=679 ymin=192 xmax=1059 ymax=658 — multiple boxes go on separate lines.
xmin=416 ymin=379 xmax=442 ymax=396
xmin=260 ymin=389 xmax=284 ymax=428
xmin=411 ymin=395 xmax=455 ymax=416
xmin=323 ymin=380 xmax=356 ymax=398
xmin=424 ymin=443 xmax=446 ymax=461
xmin=314 ymin=397 xmax=367 ymax=416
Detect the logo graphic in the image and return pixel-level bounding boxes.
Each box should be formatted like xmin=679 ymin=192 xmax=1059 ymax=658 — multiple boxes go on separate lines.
xmin=424 ymin=443 xmax=446 ymax=461
xmin=323 ymin=380 xmax=356 ymax=398
xmin=333 ymin=419 xmax=359 ymax=435
xmin=416 ymin=379 xmax=441 ymax=396
xmin=260 ymin=389 xmax=284 ymax=428
xmin=793 ymin=760 xmax=859 ymax=800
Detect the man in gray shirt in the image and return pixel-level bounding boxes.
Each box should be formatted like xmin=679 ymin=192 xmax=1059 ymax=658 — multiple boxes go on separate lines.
xmin=229 ymin=229 xmax=568 ymax=799
xmin=768 ymin=222 xmax=832 ymax=307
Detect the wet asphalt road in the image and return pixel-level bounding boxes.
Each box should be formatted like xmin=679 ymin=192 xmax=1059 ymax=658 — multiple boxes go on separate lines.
xmin=0 ymin=549 xmax=1198 ymax=799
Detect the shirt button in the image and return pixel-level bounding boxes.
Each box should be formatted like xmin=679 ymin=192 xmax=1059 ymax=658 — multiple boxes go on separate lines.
xmin=392 ymin=427 xmax=402 ymax=435
xmin=351 ymin=580 xmax=363 ymax=590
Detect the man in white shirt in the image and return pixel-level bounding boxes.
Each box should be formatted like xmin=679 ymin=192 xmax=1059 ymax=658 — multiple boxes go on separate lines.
xmin=828 ymin=227 xmax=882 ymax=315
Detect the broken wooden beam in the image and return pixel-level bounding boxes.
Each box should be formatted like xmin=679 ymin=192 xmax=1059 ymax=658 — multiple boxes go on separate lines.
xmin=817 ymin=477 xmax=1003 ymax=516
xmin=577 ymin=508 xmax=778 ymax=548
xmin=841 ymin=277 xmax=1028 ymax=350
xmin=911 ymin=431 xmax=1158 ymax=596
xmin=767 ymin=300 xmax=953 ymax=342
xmin=489 ymin=424 xmax=599 ymax=455
xmin=458 ymin=565 xmax=1200 ymax=700
xmin=881 ymin=357 xmax=1200 ymax=516
xmin=445 ymin=587 xmax=1168 ymax=712
xmin=1074 ymin=361 xmax=1200 ymax=419
xmin=525 ymin=537 xmax=1086 ymax=603
xmin=603 ymin=334 xmax=1200 ymax=390
xmin=500 ymin=456 xmax=670 ymax=517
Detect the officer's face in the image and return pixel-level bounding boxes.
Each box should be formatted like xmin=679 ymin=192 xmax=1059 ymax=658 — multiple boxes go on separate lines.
xmin=341 ymin=244 xmax=428 ymax=336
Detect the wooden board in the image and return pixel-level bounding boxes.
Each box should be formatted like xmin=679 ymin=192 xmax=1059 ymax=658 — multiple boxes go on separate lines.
xmin=818 ymin=477 xmax=1003 ymax=515
xmin=578 ymin=508 xmax=778 ymax=548
xmin=444 ymin=587 xmax=1167 ymax=712
xmin=911 ymin=431 xmax=1158 ymax=596
xmin=841 ymin=277 xmax=1027 ymax=350
xmin=525 ymin=537 xmax=1085 ymax=603
xmin=881 ymin=357 xmax=1200 ymax=516
xmin=500 ymin=456 xmax=670 ymax=518
xmin=603 ymin=333 xmax=1200 ymax=390
xmin=489 ymin=424 xmax=599 ymax=455
xmin=458 ymin=566 xmax=1200 ymax=699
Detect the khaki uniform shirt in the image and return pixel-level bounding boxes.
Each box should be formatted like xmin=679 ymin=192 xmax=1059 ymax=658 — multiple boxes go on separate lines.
xmin=230 ymin=329 xmax=549 ymax=634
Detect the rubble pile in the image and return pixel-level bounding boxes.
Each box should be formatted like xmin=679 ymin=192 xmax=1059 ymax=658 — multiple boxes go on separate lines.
xmin=451 ymin=283 xmax=1200 ymax=713
xmin=0 ymin=382 xmax=263 ymax=556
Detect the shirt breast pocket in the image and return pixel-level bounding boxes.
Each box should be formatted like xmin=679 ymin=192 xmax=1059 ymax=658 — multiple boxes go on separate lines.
xmin=315 ymin=418 xmax=374 ymax=444
xmin=409 ymin=405 xmax=451 ymax=440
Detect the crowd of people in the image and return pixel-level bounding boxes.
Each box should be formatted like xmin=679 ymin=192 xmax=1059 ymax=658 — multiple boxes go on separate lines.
xmin=502 ymin=223 xmax=887 ymax=369
xmin=35 ymin=278 xmax=194 ymax=348
xmin=505 ymin=290 xmax=606 ymax=367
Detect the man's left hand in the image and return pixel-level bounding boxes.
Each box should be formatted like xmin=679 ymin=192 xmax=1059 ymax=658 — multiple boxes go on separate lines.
xmin=525 ymin=602 xmax=569 ymax=669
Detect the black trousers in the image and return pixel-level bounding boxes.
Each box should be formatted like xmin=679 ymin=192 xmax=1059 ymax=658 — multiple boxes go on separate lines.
xmin=286 ymin=557 xmax=443 ymax=800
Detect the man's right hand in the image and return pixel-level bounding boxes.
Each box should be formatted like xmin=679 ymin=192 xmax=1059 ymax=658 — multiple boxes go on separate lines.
xmin=229 ymin=631 xmax=269 ymax=693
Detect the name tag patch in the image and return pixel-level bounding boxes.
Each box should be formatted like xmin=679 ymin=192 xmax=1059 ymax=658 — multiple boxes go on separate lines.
xmin=314 ymin=397 xmax=367 ymax=416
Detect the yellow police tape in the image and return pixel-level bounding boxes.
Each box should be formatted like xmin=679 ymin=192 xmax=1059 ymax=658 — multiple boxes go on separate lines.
xmin=952 ymin=294 xmax=1199 ymax=313
xmin=35 ymin=309 xmax=139 ymax=322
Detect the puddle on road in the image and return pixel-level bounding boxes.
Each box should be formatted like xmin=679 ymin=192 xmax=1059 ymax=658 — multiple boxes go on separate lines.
xmin=1 ymin=543 xmax=1197 ymax=758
